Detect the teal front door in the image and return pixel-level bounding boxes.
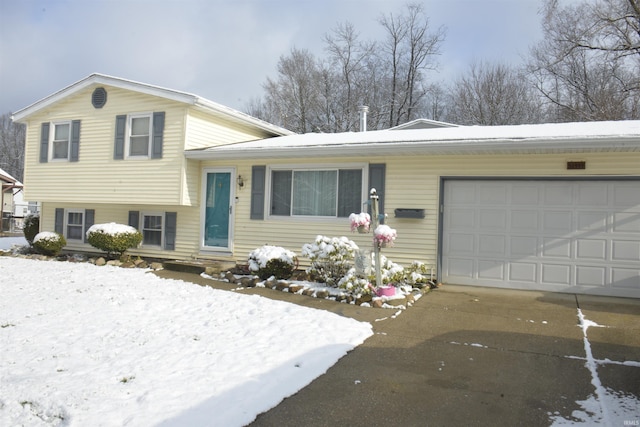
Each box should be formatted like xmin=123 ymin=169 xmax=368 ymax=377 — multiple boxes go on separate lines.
xmin=203 ymin=170 xmax=233 ymax=250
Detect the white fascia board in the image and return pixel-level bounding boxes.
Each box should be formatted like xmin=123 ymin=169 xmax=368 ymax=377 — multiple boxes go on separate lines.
xmin=184 ymin=135 xmax=640 ymax=160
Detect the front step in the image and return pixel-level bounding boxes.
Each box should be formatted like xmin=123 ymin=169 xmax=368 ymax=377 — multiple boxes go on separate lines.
xmin=163 ymin=259 xmax=237 ymax=275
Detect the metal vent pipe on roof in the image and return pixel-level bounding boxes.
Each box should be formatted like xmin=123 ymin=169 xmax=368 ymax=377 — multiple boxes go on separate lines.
xmin=358 ymin=106 xmax=369 ymax=132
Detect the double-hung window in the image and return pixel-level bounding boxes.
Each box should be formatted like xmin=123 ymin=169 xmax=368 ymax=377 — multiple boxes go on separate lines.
xmin=141 ymin=212 xmax=163 ymax=246
xmin=127 ymin=114 xmax=152 ymax=158
xmin=269 ymin=167 xmax=363 ymax=218
xmin=51 ymin=122 xmax=71 ymax=160
xmin=65 ymin=209 xmax=85 ymax=241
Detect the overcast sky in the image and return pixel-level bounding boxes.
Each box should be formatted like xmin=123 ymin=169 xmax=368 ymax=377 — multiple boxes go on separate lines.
xmin=0 ymin=0 xmax=544 ymax=116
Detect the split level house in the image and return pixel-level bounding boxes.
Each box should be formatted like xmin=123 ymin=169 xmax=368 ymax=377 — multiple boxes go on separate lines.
xmin=12 ymin=74 xmax=640 ymax=298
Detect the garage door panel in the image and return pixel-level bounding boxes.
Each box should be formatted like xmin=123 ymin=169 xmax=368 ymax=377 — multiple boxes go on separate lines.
xmin=577 ymin=182 xmax=608 ymax=206
xmin=478 ymin=234 xmax=506 ymax=255
xmin=479 ymin=209 xmax=507 ymax=229
xmin=442 ymin=179 xmax=640 ymax=298
xmin=542 ymin=237 xmax=571 ymax=258
xmin=511 ymin=210 xmax=538 ymax=231
xmin=510 ymin=236 xmax=538 ymax=257
xmin=541 ymin=264 xmax=571 ymax=285
xmin=613 ymin=184 xmax=640 ymax=206
xmin=478 ymin=183 xmax=507 ymax=204
xmin=612 ymin=240 xmax=640 ymax=261
xmin=509 ymin=262 xmax=537 ymax=282
xmin=576 ymin=239 xmax=607 ymax=260
xmin=511 ymin=184 xmax=540 ymax=205
xmin=446 ymin=258 xmax=474 ymax=278
xmin=612 ymin=212 xmax=640 ymax=233
xmin=612 ymin=268 xmax=640 ymax=289
xmin=576 ymin=265 xmax=607 ymax=286
xmin=577 ymin=211 xmax=608 ymax=232
xmin=449 ymin=209 xmax=475 ymax=228
xmin=544 ymin=183 xmax=574 ymax=205
xmin=543 ymin=211 xmax=573 ymax=233
xmin=478 ymin=260 xmax=505 ymax=280
xmin=447 ymin=233 xmax=475 ymax=254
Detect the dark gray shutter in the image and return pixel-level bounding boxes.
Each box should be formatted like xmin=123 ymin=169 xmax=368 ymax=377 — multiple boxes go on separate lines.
xmin=70 ymin=120 xmax=81 ymax=162
xmin=151 ymin=112 xmax=165 ymax=159
xmin=40 ymin=123 xmax=50 ymax=163
xmin=164 ymin=212 xmax=177 ymax=250
xmin=128 ymin=211 xmax=140 ymax=229
xmin=114 ymin=115 xmax=126 ymax=160
xmin=84 ymin=209 xmax=95 ymax=243
xmin=369 ymin=163 xmax=386 ymax=224
xmin=54 ymin=208 xmax=64 ymax=234
xmin=250 ymin=166 xmax=266 ymax=220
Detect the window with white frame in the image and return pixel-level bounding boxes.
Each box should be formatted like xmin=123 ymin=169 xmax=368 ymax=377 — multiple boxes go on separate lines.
xmin=127 ymin=114 xmax=152 ymax=157
xmin=269 ymin=167 xmax=363 ymax=217
xmin=66 ymin=210 xmax=85 ymax=241
xmin=141 ymin=212 xmax=163 ymax=246
xmin=51 ymin=122 xmax=71 ymax=160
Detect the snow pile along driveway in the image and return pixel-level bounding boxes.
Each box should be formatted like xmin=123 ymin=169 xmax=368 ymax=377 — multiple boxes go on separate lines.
xmin=0 ymin=257 xmax=373 ymax=426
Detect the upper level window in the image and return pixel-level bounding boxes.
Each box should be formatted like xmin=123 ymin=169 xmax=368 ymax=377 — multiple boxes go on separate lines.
xmin=269 ymin=167 xmax=363 ymax=218
xmin=51 ymin=122 xmax=71 ymax=160
xmin=127 ymin=114 xmax=152 ymax=158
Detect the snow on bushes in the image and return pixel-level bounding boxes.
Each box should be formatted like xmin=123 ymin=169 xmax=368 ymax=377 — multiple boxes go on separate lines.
xmin=33 ymin=231 xmax=66 ymax=256
xmin=302 ymin=235 xmax=359 ymax=286
xmin=86 ymin=223 xmax=142 ymax=259
xmin=248 ymin=245 xmax=298 ymax=280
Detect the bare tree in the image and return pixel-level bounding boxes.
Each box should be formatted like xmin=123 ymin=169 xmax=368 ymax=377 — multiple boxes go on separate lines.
xmin=527 ymin=0 xmax=640 ymax=121
xmin=0 ymin=113 xmax=26 ymax=181
xmin=261 ymin=48 xmax=323 ymax=133
xmin=446 ymin=62 xmax=544 ymax=125
xmin=378 ymin=3 xmax=446 ymax=127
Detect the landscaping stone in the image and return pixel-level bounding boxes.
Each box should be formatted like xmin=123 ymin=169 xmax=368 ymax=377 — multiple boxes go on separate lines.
xmin=289 ymin=284 xmax=304 ymax=293
xmin=240 ymin=277 xmax=257 ymax=288
xmin=149 ymin=262 xmax=164 ymax=271
xmin=275 ymin=281 xmax=289 ymax=291
xmin=356 ymin=294 xmax=373 ymax=306
xmin=372 ymin=299 xmax=384 ymax=308
xmin=224 ymin=271 xmax=237 ymax=283
xmin=94 ymin=257 xmax=106 ymax=266
xmin=315 ymin=290 xmax=329 ymax=299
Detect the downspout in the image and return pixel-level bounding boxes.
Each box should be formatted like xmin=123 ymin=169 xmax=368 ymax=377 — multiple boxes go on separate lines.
xmin=358 ymin=106 xmax=369 ymax=132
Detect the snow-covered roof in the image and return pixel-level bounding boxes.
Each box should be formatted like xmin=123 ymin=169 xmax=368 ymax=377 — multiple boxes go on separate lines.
xmin=389 ymin=118 xmax=458 ymax=130
xmin=11 ymin=73 xmax=294 ymax=137
xmin=0 ymin=167 xmax=21 ymax=186
xmin=185 ymin=120 xmax=640 ymax=160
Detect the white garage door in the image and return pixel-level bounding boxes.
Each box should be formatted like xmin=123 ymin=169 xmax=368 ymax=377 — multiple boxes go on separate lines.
xmin=441 ymin=180 xmax=640 ymax=298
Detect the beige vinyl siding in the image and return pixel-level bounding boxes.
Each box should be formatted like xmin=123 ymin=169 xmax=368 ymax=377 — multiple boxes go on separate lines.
xmin=184 ymin=109 xmax=273 ymax=150
xmin=22 ymin=85 xmax=188 ymax=206
xmin=204 ymin=151 xmax=640 ymax=269
xmin=40 ymin=201 xmax=205 ymax=260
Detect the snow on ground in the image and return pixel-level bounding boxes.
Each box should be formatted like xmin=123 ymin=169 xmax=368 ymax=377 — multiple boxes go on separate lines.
xmin=0 ymin=236 xmax=27 ymax=250
xmin=0 ymin=257 xmax=373 ymax=427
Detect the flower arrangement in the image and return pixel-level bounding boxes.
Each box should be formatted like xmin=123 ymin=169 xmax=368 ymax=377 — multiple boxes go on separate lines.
xmin=349 ymin=212 xmax=371 ymax=233
xmin=373 ymin=224 xmax=397 ymax=248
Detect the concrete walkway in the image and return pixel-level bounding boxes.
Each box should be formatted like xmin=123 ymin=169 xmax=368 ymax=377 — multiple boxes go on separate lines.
xmin=155 ymin=271 xmax=640 ymax=426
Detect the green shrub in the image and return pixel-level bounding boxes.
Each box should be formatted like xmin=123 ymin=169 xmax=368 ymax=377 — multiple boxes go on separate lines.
xmin=23 ymin=214 xmax=40 ymax=245
xmin=248 ymin=245 xmax=298 ymax=280
xmin=86 ymin=223 xmax=142 ymax=259
xmin=301 ymin=235 xmax=359 ymax=286
xmin=32 ymin=232 xmax=66 ymax=256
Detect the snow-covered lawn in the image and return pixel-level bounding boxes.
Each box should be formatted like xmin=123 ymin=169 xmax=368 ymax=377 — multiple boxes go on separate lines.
xmin=0 ymin=257 xmax=373 ymax=426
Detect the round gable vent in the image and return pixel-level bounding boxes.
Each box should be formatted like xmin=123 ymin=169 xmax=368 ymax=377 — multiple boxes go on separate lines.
xmin=91 ymin=87 xmax=107 ymax=108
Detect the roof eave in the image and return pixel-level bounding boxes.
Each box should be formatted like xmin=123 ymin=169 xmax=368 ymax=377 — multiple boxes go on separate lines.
xmin=184 ymin=136 xmax=639 ymax=160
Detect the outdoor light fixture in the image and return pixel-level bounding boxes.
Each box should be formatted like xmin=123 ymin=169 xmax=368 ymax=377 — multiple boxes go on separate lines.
xmin=237 ymin=175 xmax=244 ymax=189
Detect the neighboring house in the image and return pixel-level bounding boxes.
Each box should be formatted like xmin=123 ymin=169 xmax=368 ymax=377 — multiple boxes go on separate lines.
xmin=12 ymin=73 xmax=292 ymax=261
xmin=12 ymin=74 xmax=640 ymax=298
xmin=0 ymin=167 xmax=23 ymax=232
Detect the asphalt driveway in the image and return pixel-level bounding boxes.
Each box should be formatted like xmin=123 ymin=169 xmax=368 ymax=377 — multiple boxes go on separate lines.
xmin=156 ymin=270 xmax=640 ymax=426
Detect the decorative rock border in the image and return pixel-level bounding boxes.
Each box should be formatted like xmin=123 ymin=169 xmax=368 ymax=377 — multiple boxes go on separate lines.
xmin=214 ymin=269 xmax=436 ymax=309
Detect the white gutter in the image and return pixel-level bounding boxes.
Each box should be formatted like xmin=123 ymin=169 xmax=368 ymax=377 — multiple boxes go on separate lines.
xmin=185 ymin=135 xmax=640 ymax=160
